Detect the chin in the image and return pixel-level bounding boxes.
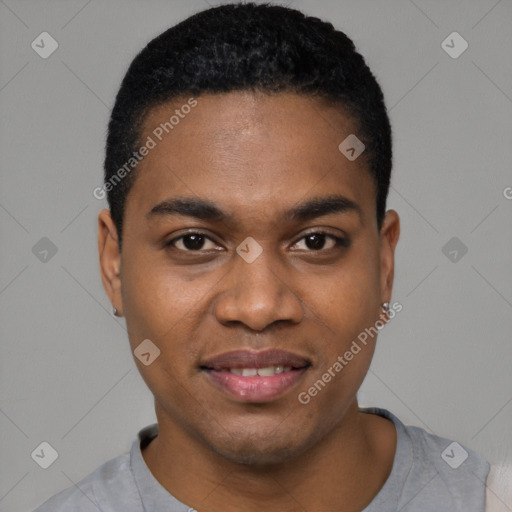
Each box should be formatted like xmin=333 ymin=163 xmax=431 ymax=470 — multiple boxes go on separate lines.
xmin=212 ymin=442 xmax=301 ymax=466
xmin=205 ymin=426 xmax=313 ymax=467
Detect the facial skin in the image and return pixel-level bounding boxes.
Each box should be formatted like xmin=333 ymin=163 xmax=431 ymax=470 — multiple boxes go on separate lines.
xmin=98 ymin=91 xmax=400 ymax=512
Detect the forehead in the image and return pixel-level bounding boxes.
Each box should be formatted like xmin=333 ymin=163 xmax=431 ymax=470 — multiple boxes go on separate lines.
xmin=127 ymin=91 xmax=375 ymax=223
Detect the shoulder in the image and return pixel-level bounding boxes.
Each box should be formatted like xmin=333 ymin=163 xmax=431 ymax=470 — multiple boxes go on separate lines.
xmin=401 ymin=420 xmax=489 ymax=509
xmin=32 ymin=452 xmax=140 ymax=512
xmin=362 ymin=408 xmax=490 ymax=511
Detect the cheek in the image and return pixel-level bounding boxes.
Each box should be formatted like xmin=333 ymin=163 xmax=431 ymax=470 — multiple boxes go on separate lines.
xmin=121 ymin=252 xmax=207 ymax=342
xmin=307 ymin=247 xmax=381 ymax=340
xmin=120 ymin=253 xmax=212 ymax=394
xmin=120 ymin=261 xmax=204 ymax=412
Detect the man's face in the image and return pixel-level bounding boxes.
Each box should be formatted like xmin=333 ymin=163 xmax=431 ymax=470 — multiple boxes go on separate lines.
xmin=100 ymin=91 xmax=398 ymax=465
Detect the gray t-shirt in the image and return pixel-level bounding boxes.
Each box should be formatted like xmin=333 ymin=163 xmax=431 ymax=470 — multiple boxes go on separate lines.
xmin=33 ymin=408 xmax=489 ymax=511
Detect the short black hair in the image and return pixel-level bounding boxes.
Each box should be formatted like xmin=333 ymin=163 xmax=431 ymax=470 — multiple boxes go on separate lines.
xmin=104 ymin=2 xmax=392 ymax=249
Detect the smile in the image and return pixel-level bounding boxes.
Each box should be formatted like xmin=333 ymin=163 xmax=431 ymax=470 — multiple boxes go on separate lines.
xmin=227 ymin=365 xmax=292 ymax=376
xmin=200 ymin=349 xmax=311 ymax=402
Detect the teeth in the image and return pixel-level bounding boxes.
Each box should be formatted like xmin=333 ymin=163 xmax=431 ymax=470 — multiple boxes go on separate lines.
xmin=257 ymin=366 xmax=276 ymax=377
xmin=229 ymin=366 xmax=293 ymax=377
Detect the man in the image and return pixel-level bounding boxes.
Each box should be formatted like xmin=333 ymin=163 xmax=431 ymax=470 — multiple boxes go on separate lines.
xmin=34 ymin=3 xmax=490 ymax=511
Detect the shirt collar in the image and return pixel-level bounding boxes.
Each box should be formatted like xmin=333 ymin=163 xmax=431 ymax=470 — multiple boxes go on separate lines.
xmin=130 ymin=423 xmax=191 ymax=511
xmin=129 ymin=408 xmax=407 ymax=511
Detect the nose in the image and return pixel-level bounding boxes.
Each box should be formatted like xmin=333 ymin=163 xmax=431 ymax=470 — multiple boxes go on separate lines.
xmin=213 ymin=249 xmax=304 ymax=331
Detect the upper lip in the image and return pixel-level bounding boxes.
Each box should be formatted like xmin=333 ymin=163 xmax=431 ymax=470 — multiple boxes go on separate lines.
xmin=200 ymin=349 xmax=311 ymax=370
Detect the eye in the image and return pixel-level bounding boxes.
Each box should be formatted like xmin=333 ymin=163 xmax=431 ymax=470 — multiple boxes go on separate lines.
xmin=167 ymin=232 xmax=221 ymax=251
xmin=290 ymin=232 xmax=349 ymax=251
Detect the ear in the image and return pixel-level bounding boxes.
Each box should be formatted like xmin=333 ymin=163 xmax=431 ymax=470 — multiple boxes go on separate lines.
xmin=98 ymin=209 xmax=123 ymax=315
xmin=379 ymin=209 xmax=400 ymax=305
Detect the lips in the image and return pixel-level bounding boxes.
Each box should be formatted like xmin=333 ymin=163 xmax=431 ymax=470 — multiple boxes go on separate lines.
xmin=200 ymin=349 xmax=311 ymax=402
xmin=200 ymin=349 xmax=311 ymax=371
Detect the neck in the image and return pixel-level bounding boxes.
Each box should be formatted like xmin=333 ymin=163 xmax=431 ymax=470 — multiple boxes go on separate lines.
xmin=142 ymin=401 xmax=396 ymax=512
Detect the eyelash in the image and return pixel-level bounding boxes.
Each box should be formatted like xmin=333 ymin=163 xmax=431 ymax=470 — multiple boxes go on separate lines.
xmin=165 ymin=230 xmax=350 ymax=253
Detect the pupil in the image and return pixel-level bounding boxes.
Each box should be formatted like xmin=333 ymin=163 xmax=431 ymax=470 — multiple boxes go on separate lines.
xmin=306 ymin=234 xmax=325 ymax=250
xmin=184 ymin=234 xmax=205 ymax=250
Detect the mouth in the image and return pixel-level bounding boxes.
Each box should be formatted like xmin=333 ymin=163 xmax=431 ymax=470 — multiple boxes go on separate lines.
xmin=199 ymin=349 xmax=311 ymax=402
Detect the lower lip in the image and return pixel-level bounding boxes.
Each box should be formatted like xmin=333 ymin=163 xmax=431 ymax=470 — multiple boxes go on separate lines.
xmin=203 ymin=368 xmax=308 ymax=402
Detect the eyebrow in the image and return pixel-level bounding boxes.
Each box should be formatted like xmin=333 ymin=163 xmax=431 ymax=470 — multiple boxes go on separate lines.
xmin=285 ymin=195 xmax=362 ymax=222
xmin=146 ymin=194 xmax=362 ymax=223
xmin=147 ymin=197 xmax=226 ymax=221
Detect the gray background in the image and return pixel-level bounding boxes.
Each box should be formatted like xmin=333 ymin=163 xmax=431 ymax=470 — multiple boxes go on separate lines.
xmin=1 ymin=0 xmax=511 ymax=510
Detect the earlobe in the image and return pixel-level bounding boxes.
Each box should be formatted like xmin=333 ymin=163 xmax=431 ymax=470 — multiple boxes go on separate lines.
xmin=97 ymin=209 xmax=123 ymax=315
